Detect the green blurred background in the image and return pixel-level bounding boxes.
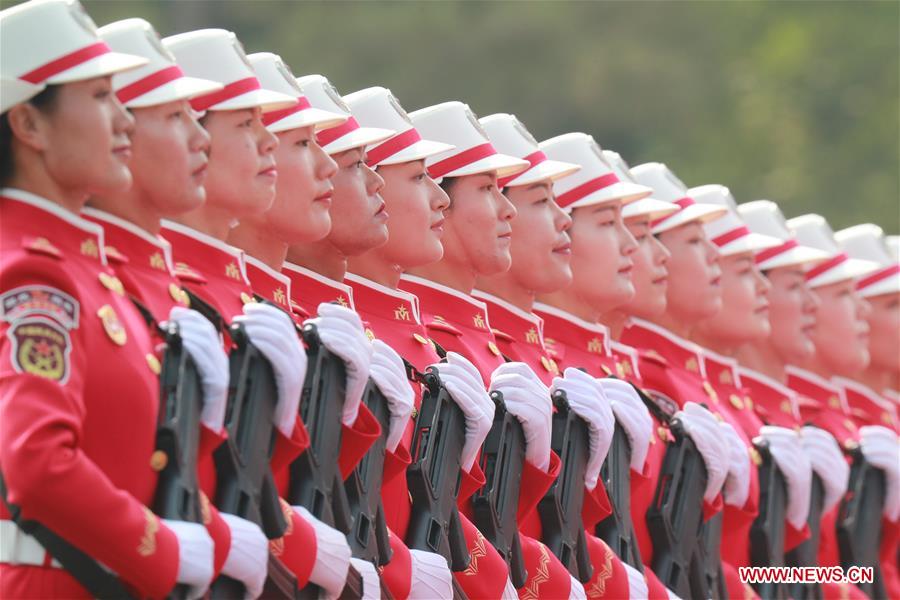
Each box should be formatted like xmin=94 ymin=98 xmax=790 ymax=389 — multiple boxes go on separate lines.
xmin=14 ymin=0 xmax=900 ymax=232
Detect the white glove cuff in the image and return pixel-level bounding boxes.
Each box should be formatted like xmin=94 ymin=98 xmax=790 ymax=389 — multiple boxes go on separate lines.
xmin=569 ymin=573 xmax=587 ymax=600
xmin=294 ymin=506 xmax=352 ymax=596
xmin=163 ymin=519 xmax=214 ymax=600
xmin=409 ymin=550 xmax=453 ymax=600
xmin=623 ymin=563 xmax=649 ymax=600
xmin=349 ymin=558 xmax=380 ymax=600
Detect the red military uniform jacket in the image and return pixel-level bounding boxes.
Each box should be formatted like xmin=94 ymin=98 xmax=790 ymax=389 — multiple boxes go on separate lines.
xmin=0 ymin=190 xmax=179 ymax=599
xmin=739 ymin=367 xmax=803 ymax=430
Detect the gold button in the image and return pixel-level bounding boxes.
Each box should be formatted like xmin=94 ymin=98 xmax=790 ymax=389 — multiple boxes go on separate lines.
xmin=410 ymin=407 xmax=418 ymax=420
xmin=413 ymin=333 xmax=429 ymax=345
xmin=146 ymin=353 xmax=161 ymax=375
xmin=844 ymin=439 xmax=859 ymax=451
xmin=729 ymin=394 xmax=744 ymax=410
xmin=169 ymin=283 xmax=184 ymax=305
xmin=488 ymin=341 xmax=501 ymax=356
xmin=744 ymin=396 xmax=754 ymax=411
xmin=616 ymin=362 xmax=626 ymax=378
xmin=780 ymin=400 xmax=793 ymax=414
xmin=843 ymin=419 xmax=857 ymax=432
xmin=98 ymin=272 xmax=124 ymax=296
xmin=364 ymin=328 xmax=376 ymax=342
xmin=657 ymin=426 xmax=668 ymax=442
xmin=240 ymin=292 xmax=253 ymax=305
xmin=702 ymin=381 xmax=719 ymax=404
xmin=150 ymin=450 xmax=168 ymax=472
xmin=829 ymin=396 xmax=841 ymax=409
xmin=601 ymin=364 xmax=613 ymax=376
xmin=540 ymin=355 xmax=552 ymax=372
xmin=749 ymin=447 xmax=762 ymax=466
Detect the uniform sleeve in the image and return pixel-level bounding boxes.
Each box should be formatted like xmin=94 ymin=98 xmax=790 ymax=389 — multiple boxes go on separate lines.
xmin=271 ymin=499 xmax=318 ymax=587
xmin=517 ymin=450 xmax=561 ymax=523
xmin=338 ymin=403 xmax=381 ymax=479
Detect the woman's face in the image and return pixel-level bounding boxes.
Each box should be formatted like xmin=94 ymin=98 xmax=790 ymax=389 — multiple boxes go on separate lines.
xmin=658 ymin=221 xmax=722 ymax=323
xmin=202 ymin=107 xmax=278 ymax=218
xmin=764 ymin=266 xmax=819 ymax=364
xmin=267 ymin=125 xmax=337 ymax=243
xmin=503 ymin=181 xmax=573 ymax=293
xmin=567 ymin=201 xmax=637 ymax=314
xmin=376 ymin=159 xmax=449 ymax=268
xmin=326 ymin=146 xmax=388 ymax=256
xmin=440 ymin=172 xmax=517 ymax=276
xmin=810 ymin=278 xmax=871 ymax=376
xmin=695 ymin=252 xmax=771 ymax=345
xmin=623 ymin=216 xmax=670 ymax=318
xmin=129 ymin=99 xmax=210 ymax=216
xmin=866 ymin=293 xmax=900 ymax=374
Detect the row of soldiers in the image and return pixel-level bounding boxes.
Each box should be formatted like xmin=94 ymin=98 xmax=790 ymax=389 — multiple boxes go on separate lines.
xmin=0 ymin=1 xmax=898 ymax=599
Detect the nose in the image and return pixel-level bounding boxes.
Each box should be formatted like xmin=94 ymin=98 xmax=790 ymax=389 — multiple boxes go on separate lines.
xmin=112 ymin=95 xmax=135 ymax=137
xmin=704 ymin=237 xmax=720 ymax=265
xmin=365 ymin=163 xmax=385 ymax=195
xmin=753 ymin=265 xmax=772 ymax=296
xmin=257 ymin=120 xmax=278 ymax=155
xmin=189 ymin=113 xmax=211 ymax=154
xmin=652 ymin=235 xmax=671 ymax=265
xmin=495 ymin=187 xmax=517 ymax=221
xmin=618 ymin=219 xmax=638 ymax=256
xmin=804 ymin=284 xmax=821 ymax=314
xmin=429 ymin=177 xmax=450 ymax=211
xmin=315 ymin=142 xmax=338 ymax=180
xmin=552 ymin=199 xmax=572 ymax=233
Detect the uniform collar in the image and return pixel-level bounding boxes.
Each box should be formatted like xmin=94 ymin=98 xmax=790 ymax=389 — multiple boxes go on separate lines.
xmin=739 ymin=366 xmax=802 ymax=425
xmin=785 ymin=365 xmax=849 ymax=413
xmin=282 ymin=262 xmax=355 ymax=315
xmin=701 ymin=347 xmax=742 ymax=388
xmin=244 ymin=255 xmax=292 ymax=311
xmin=345 ymin=272 xmax=421 ymax=324
xmin=160 ymin=219 xmax=249 ymax=286
xmin=609 ymin=340 xmax=642 ymax=381
xmin=623 ymin=317 xmax=707 ymax=378
xmin=399 ymin=274 xmax=492 ymax=332
xmin=533 ymin=302 xmax=611 ymax=359
xmin=832 ymin=376 xmax=897 ymax=428
xmin=82 ymin=207 xmax=174 ymax=275
xmin=472 ymin=289 xmax=545 ymax=347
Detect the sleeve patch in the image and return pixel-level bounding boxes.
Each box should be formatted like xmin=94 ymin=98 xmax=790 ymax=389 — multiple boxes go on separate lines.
xmin=7 ymin=317 xmax=73 ymax=384
xmin=1 ymin=285 xmax=79 ymax=330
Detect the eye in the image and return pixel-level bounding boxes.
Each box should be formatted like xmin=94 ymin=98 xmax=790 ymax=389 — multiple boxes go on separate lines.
xmin=688 ymin=237 xmax=702 ymax=244
xmin=94 ymin=89 xmax=111 ymax=100
xmin=356 ymin=160 xmax=365 ymax=169
xmin=535 ymin=197 xmax=550 ymax=205
xmin=296 ymin=138 xmax=311 ymax=148
xmin=414 ymin=172 xmax=427 ymax=182
xmin=239 ymin=118 xmax=253 ymax=128
xmin=169 ymin=109 xmax=184 ymax=120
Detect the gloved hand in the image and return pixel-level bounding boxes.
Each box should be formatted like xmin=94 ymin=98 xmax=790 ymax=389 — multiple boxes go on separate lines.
xmin=719 ymin=422 xmax=751 ymax=508
xmin=349 ymin=558 xmax=380 ymax=600
xmin=409 ymin=550 xmax=453 ymax=599
xmin=673 ymin=402 xmax=729 ymax=503
xmin=292 ymin=505 xmax=351 ymax=597
xmin=859 ymin=425 xmax=900 ymax=521
xmin=569 ymin=573 xmax=587 ymax=600
xmin=369 ymin=340 xmax=414 ymax=452
xmin=623 ymin=563 xmax=648 ymax=600
xmin=598 ymin=378 xmax=653 ymax=472
xmin=233 ymin=302 xmax=306 ymax=437
xmin=307 ymin=302 xmax=373 ymax=426
xmin=550 ymin=368 xmax=615 ymax=491
xmin=163 ymin=519 xmax=214 ymax=600
xmin=490 ymin=362 xmax=552 ymax=472
xmin=758 ymin=426 xmax=812 ymax=529
xmin=501 ymin=577 xmax=518 ymax=600
xmin=429 ymin=352 xmax=494 ymax=471
xmin=801 ymin=426 xmax=850 ymax=514
xmin=218 ymin=513 xmax=268 ymax=599
xmin=166 ymin=307 xmax=229 ymax=433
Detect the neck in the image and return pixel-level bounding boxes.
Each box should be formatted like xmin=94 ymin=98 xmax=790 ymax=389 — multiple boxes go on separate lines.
xmin=286 ymin=238 xmax=348 ymax=281
xmin=407 ymin=259 xmax=476 ymax=294
xmin=475 ymin=272 xmax=535 ymax=313
xmin=227 ymin=219 xmax=288 ymax=271
xmin=734 ymin=341 xmax=787 ymax=382
xmin=651 ymin=310 xmax=693 ymax=339
xmin=537 ymin=289 xmax=601 ymax=324
xmin=88 ymin=187 xmax=162 ymax=235
xmin=858 ymin=364 xmax=899 ymax=395
xmin=8 ymin=165 xmax=87 ymax=214
xmin=347 ymin=249 xmax=403 ymax=289
xmin=808 ymin=355 xmax=852 ymax=380
xmin=169 ymin=200 xmax=234 ymax=241
xmin=600 ymin=309 xmax=630 ymax=340
xmin=690 ymin=328 xmax=743 ymax=357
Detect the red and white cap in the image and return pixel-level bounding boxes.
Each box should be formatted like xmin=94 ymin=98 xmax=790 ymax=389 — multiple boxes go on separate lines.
xmin=689 ymin=184 xmax=782 ymax=256
xmin=603 ymin=149 xmax=677 ymax=221
xmin=342 ymin=86 xmax=453 ymax=167
xmin=786 ymin=214 xmax=879 ymax=288
xmin=630 ymin=162 xmax=726 ymax=233
xmin=479 ymin=114 xmax=580 ymax=188
xmin=887 ymin=236 xmax=900 ymax=262
xmin=540 ymin=133 xmax=650 ymax=211
xmin=1 ymin=0 xmax=146 ymax=90
xmin=835 ymin=224 xmax=900 ymax=298
xmin=0 ymin=77 xmax=45 ymax=113
xmin=163 ymin=29 xmax=296 ymax=114
xmin=737 ymin=200 xmax=830 ymax=270
xmin=409 ymin=101 xmax=529 ymax=181
xmin=248 ymin=53 xmax=346 ymax=133
xmin=98 ymin=19 xmax=222 ymax=108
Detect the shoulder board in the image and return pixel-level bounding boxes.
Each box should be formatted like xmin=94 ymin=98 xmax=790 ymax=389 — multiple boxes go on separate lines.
xmin=490 ymin=327 xmax=515 ymax=343
xmin=22 ymin=236 xmax=62 ymax=260
xmin=173 ymin=262 xmax=207 ymax=284
xmin=290 ymin=300 xmax=310 ymax=321
xmin=425 ymin=318 xmax=462 ymax=337
xmin=103 ymin=245 xmax=129 ymax=265
xmin=638 ymin=348 xmax=668 ymax=367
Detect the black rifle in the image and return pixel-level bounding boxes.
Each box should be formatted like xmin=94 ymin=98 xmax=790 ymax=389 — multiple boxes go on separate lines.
xmin=749 ymin=440 xmax=789 ymax=600
xmin=537 ymin=389 xmax=594 ymax=584
xmin=596 ymin=424 xmax=643 ymax=570
xmin=786 ymin=475 xmax=825 ymax=600
xmin=837 ymin=449 xmax=886 ymax=599
xmin=694 ymin=511 xmax=726 ymax=600
xmin=471 ymin=390 xmax=528 ymax=588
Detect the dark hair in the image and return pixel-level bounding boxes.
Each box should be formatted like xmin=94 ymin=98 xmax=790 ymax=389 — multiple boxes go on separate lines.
xmin=0 ymin=85 xmax=61 ymax=187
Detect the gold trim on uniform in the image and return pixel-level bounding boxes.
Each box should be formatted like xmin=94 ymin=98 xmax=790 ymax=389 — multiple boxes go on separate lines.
xmin=28 ymin=237 xmax=60 ymax=255
xmin=657 ymin=426 xmax=669 ymax=442
xmin=149 ymin=252 xmax=166 ymax=271
xmin=685 ymin=356 xmax=699 ymax=372
xmin=586 ymin=541 xmax=614 ymax=598
xmin=780 ymin=400 xmax=792 ymax=414
xmin=97 ymin=304 xmax=127 ymax=346
xmin=364 ymin=328 xmax=376 ymax=342
xmin=225 ymin=262 xmax=241 ymax=280
xmin=540 ymin=355 xmax=552 ymax=372
xmin=336 ymin=295 xmax=349 ymax=308
xmin=394 ymin=305 xmax=411 ymax=321
xmin=601 ymin=364 xmax=613 ymax=376
xmin=744 ymin=395 xmax=753 ymax=410
xmin=146 ymin=353 xmax=161 ymax=375
xmin=413 ymin=333 xmax=429 ymax=345
xmin=137 ymin=508 xmax=159 ymax=557
xmin=843 ymin=419 xmax=857 ymax=433
xmin=273 ymin=287 xmax=287 ymax=306
xmin=462 ymin=528 xmax=488 ymax=577
xmin=525 ymin=328 xmax=539 ymax=344
xmin=240 ymin=292 xmax=254 ymax=305
xmin=519 ymin=542 xmax=551 ymax=599
xmin=702 ymin=380 xmax=719 ymax=404
xmin=98 ymin=272 xmax=124 ymax=296
xmin=587 ymin=337 xmax=604 ymax=354
xmin=472 ymin=313 xmax=486 ymax=329
xmin=80 ymin=237 xmax=99 ymax=258
xmin=749 ymin=446 xmax=762 ymax=466
xmin=729 ymin=394 xmax=744 ymax=410
xmin=844 ymin=439 xmax=859 ymax=450
xmin=149 ymin=450 xmax=168 ymax=472
xmin=719 ymin=369 xmax=734 ymax=386
xmin=828 ymin=396 xmax=841 ymax=409
xmin=488 ymin=341 xmax=501 ymax=356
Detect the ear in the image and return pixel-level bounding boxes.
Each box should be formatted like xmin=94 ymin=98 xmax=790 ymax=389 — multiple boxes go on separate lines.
xmin=6 ymin=102 xmax=51 ymax=153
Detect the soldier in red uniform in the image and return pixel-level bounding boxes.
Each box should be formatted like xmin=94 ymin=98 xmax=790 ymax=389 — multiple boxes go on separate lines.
xmin=0 ymin=1 xmax=214 ymax=597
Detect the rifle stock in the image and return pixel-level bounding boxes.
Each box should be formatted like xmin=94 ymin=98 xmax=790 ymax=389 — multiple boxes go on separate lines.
xmin=837 ymin=449 xmax=886 ymax=599
xmin=596 ymin=425 xmax=643 ymax=570
xmin=786 ymin=475 xmax=824 ymax=600
xmin=749 ymin=440 xmax=788 ymax=600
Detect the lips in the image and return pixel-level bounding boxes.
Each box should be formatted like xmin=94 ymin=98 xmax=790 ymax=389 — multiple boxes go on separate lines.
xmin=191 ymin=162 xmax=208 ymax=178
xmin=430 ymin=218 xmax=445 ymax=231
xmin=112 ymin=144 xmax=131 ymax=159
xmin=374 ymin=201 xmax=386 ymax=216
xmin=652 ymin=274 xmax=668 ymax=285
xmin=314 ymin=189 xmax=333 ymax=203
xmin=258 ymin=165 xmax=277 ymax=177
xmin=618 ymin=263 xmax=633 ymax=275
xmin=553 ymin=241 xmax=572 ymax=254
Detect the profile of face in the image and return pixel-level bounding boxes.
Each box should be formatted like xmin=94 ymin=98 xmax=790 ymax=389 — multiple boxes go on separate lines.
xmin=327 ymin=146 xmax=388 ymax=256
xmin=695 ymin=252 xmax=771 ymax=345
xmin=658 ymin=221 xmax=722 ymax=323
xmin=866 ymin=293 xmax=900 ymax=374
xmin=8 ymin=76 xmax=135 ymax=196
xmin=376 ymin=159 xmax=449 ymax=269
xmin=202 ymin=107 xmax=278 ymax=218
xmin=266 ymin=125 xmax=337 ymax=244
xmin=503 ymin=181 xmax=573 ymax=294
xmin=810 ymin=278 xmax=871 ymax=375
xmin=763 ymin=266 xmax=819 ymax=364
xmin=129 ymin=99 xmax=210 ymax=216
xmin=567 ymin=201 xmax=637 ymax=314
xmin=623 ymin=216 xmax=670 ymax=319
xmin=439 ymin=172 xmax=517 ymax=276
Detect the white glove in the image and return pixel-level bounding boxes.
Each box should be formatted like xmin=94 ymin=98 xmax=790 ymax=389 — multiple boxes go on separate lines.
xmin=166 ymin=307 xmax=229 ymax=433
xmin=163 ymin=519 xmax=214 ymax=600
xmin=369 ymin=340 xmax=414 ymax=452
xmin=429 ymin=352 xmax=495 ymax=471
xmin=501 ymin=577 xmax=518 ymax=600
xmin=666 ymin=587 xmax=684 ymax=600
xmin=219 ymin=513 xmax=268 ymax=600
xmin=758 ymin=426 xmax=812 ymax=529
xmin=409 ymin=549 xmax=453 ymax=599
xmin=599 ymin=378 xmax=653 ymax=472
xmin=292 ymin=505 xmax=351 ymax=597
xmin=623 ymin=563 xmax=648 ymax=600
xmin=673 ymin=402 xmax=729 ymax=503
xmin=569 ymin=573 xmax=587 ymax=600
xmin=233 ymin=302 xmax=306 ymax=437
xmin=490 ymin=362 xmax=552 ymax=472
xmin=860 ymin=425 xmax=900 ymax=521
xmin=550 ymin=368 xmax=615 ymax=491
xmin=801 ymin=426 xmax=850 ymax=514
xmin=719 ymin=422 xmax=751 ymax=508
xmin=307 ymin=302 xmax=373 ymax=426
xmin=349 ymin=558 xmax=380 ymax=600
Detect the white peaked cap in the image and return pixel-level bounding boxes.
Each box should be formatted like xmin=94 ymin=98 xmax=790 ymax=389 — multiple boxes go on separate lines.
xmin=630 ymin=162 xmax=726 ymax=233
xmin=479 ymin=113 xmax=580 ymax=188
xmin=787 ymin=214 xmax=879 ymax=288
xmin=0 ymin=78 xmax=45 ymax=113
xmin=604 ymin=149 xmax=678 ymax=221
xmin=540 ymin=133 xmax=651 ymax=211
xmin=409 ymin=101 xmax=529 ymax=181
xmin=343 ymin=86 xmax=454 ymax=167
xmin=1 ymin=0 xmax=146 ymax=92
xmin=886 ymin=236 xmax=900 ymax=262
xmin=163 ymin=29 xmax=296 ymax=113
xmin=99 ymin=18 xmax=222 ymax=108
xmin=738 ymin=200 xmax=831 ymax=271
xmin=835 ymin=224 xmax=900 ymax=298
xmin=690 ymin=184 xmax=782 ymax=256
xmin=248 ymin=53 xmax=347 ymax=133
xmin=296 ymin=75 xmax=395 ymax=154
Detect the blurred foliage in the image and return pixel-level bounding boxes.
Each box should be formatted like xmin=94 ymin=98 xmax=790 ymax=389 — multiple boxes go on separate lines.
xmin=11 ymin=0 xmax=898 ymax=231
